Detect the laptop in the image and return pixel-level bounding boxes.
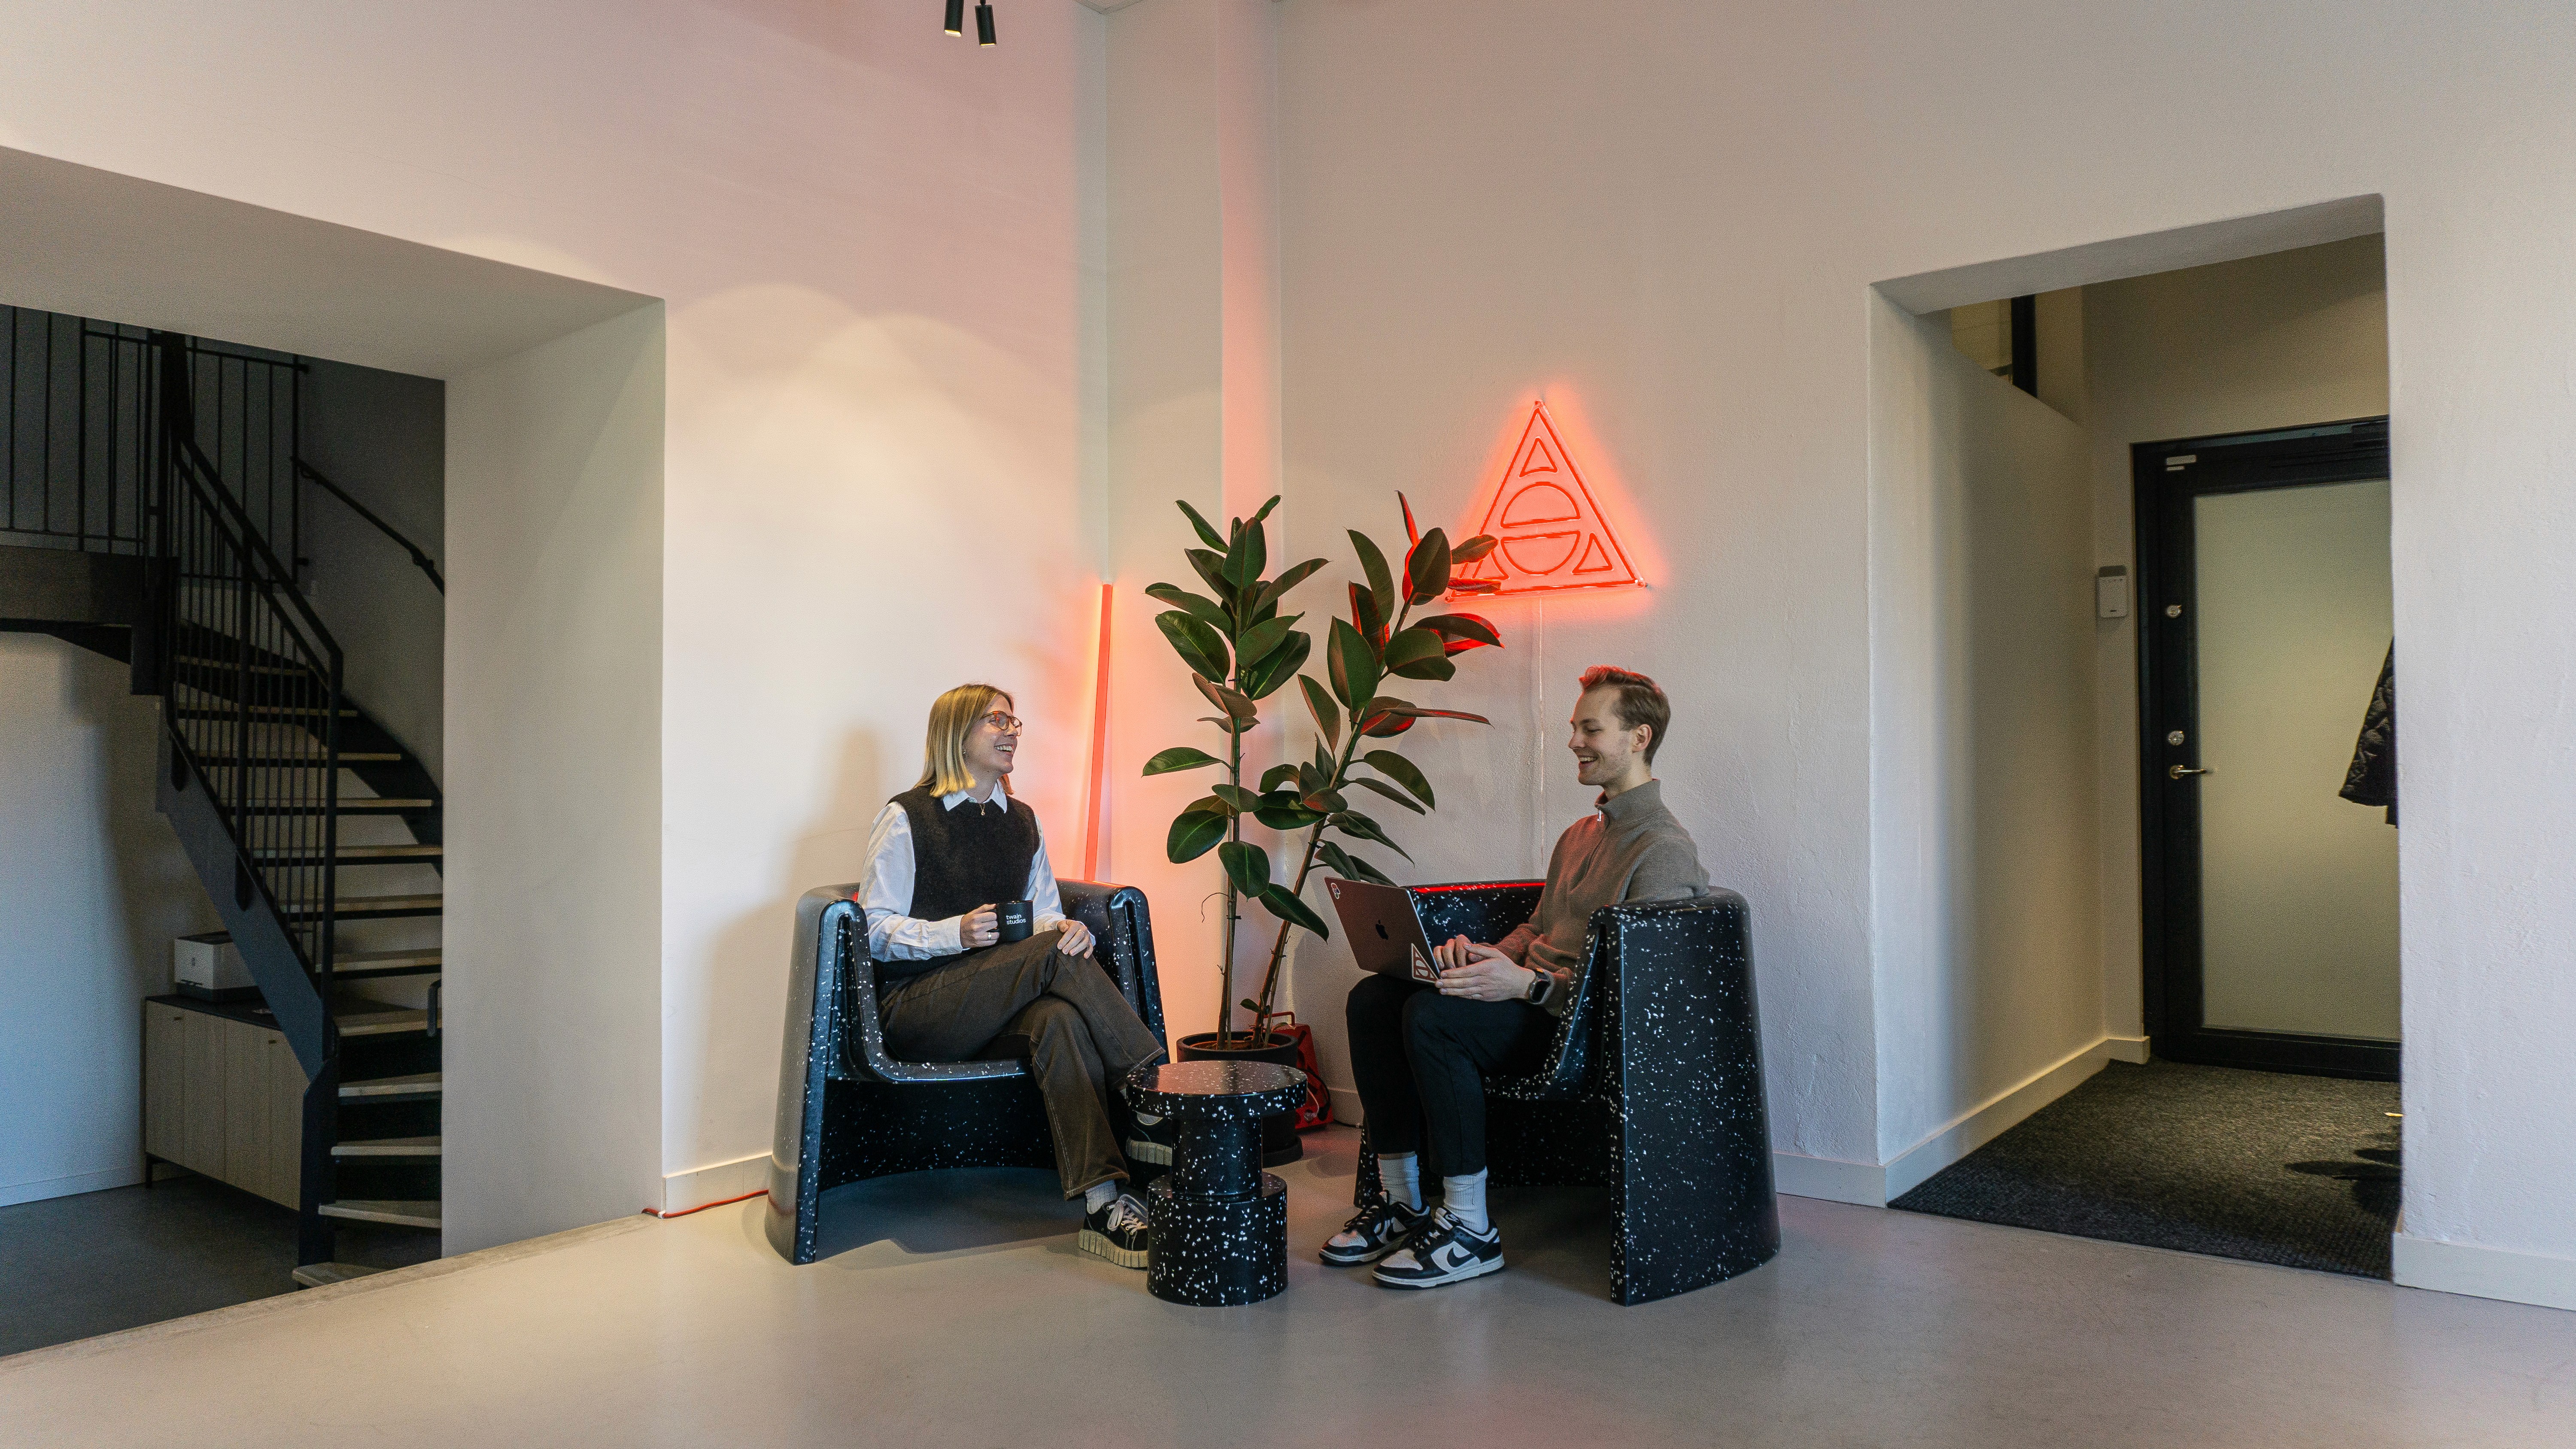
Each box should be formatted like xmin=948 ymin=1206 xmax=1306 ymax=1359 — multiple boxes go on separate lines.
xmin=1324 ymin=878 xmax=1443 ymax=982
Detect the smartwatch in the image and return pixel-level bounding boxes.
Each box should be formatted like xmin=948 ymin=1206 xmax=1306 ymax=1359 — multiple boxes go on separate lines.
xmin=1522 ymin=969 xmax=1555 ymax=1007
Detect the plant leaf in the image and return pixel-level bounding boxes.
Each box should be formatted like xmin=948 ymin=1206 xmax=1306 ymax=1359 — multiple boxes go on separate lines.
xmin=1388 ymin=705 xmax=1491 ymax=724
xmin=1381 ymin=627 xmax=1447 ymax=676
xmin=1300 ymin=674 xmax=1340 ymax=749
xmin=1218 ymin=840 xmax=1271 ymax=897
xmin=1260 ymin=763 xmax=1300 ymax=793
xmin=1143 ymin=746 xmax=1223 ymax=776
xmin=1175 ymin=499 xmax=1228 ymax=551
xmin=1363 ymin=750 xmax=1436 ymax=808
xmin=1327 ymin=618 xmax=1378 ymax=708
xmin=1405 ymin=527 xmax=1452 ymax=606
xmin=1388 ymin=654 xmax=1456 ymax=682
xmin=1331 ymin=809 xmax=1413 ymax=862
xmin=1348 ymin=582 xmax=1385 ymax=645
xmin=1319 ymin=842 xmax=1397 ymax=887
xmin=1187 ymin=548 xmax=1235 ymax=601
xmin=1447 ymin=577 xmax=1504 ymax=596
xmin=1157 ymin=610 xmax=1231 ymax=681
xmin=1211 ymin=783 xmax=1263 ymax=813
xmin=1350 ymin=530 xmax=1394 ymax=621
xmin=1146 ymin=582 xmax=1231 ymax=633
xmin=1398 ymin=492 xmax=1422 ymax=549
xmin=1349 ymin=776 xmax=1425 ymax=814
xmin=1248 ymin=494 xmax=1282 ymax=528
xmin=1194 ymin=673 xmax=1258 ymax=723
xmin=1296 ymin=760 xmax=1325 ymax=795
xmin=1167 ymin=807 xmax=1228 ymax=863
xmin=1237 ymin=630 xmax=1310 ymax=700
xmin=1253 ymin=797 xmax=1329 ymax=831
xmin=1361 ymin=712 xmax=1416 ymax=737
xmin=1418 ymin=612 xmax=1503 ymax=652
xmin=1255 ymin=558 xmax=1328 ymax=615
xmin=1449 ymin=534 xmax=1499 ymax=564
xmin=1234 ymin=614 xmax=1301 ymax=674
xmin=1223 ymin=514 xmax=1267 ymax=591
xmin=1197 ymin=715 xmax=1241 ymax=732
xmin=1258 ymin=882 xmax=1331 ymax=939
xmin=1300 ymin=786 xmax=1350 ymax=814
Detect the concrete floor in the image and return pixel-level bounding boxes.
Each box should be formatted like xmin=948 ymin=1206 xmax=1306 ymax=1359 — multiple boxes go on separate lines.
xmin=3 ymin=1127 xmax=2570 ymax=1447
xmin=0 ymin=1170 xmax=440 ymax=1356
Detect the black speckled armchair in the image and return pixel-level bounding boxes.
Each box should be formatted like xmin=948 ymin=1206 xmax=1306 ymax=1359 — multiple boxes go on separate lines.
xmin=764 ymin=881 xmax=1167 ymax=1265
xmin=1357 ymin=881 xmax=1780 ymax=1304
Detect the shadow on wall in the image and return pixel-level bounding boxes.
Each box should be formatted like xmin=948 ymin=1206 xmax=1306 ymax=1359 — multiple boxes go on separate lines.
xmin=711 ymin=728 xmax=887 ymax=1100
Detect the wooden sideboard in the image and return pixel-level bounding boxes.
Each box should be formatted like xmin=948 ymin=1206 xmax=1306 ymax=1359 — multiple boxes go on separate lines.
xmin=143 ymin=995 xmax=305 ymax=1208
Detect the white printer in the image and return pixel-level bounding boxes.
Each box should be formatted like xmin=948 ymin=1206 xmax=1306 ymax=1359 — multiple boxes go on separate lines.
xmin=173 ymin=931 xmax=258 ymax=1002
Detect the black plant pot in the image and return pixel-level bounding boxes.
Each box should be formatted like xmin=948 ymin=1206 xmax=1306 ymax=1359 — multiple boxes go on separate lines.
xmin=1175 ymin=1031 xmax=1305 ymax=1167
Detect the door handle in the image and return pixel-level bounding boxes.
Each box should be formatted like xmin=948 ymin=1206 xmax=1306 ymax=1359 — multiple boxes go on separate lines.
xmin=2169 ymin=764 xmax=2213 ymax=779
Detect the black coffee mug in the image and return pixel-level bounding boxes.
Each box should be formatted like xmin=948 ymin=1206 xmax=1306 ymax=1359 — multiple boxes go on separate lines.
xmin=995 ymin=900 xmax=1034 ymax=943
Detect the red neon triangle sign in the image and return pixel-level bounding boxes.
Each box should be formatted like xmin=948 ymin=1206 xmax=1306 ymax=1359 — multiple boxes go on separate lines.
xmin=1455 ymin=401 xmax=1639 ymax=595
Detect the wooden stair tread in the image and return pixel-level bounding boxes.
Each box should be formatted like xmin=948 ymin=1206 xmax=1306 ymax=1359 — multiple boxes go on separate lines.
xmin=291 ymin=1262 xmax=388 ymax=1288
xmin=336 ymin=948 xmax=442 ymax=966
xmin=239 ymin=799 xmax=435 ymax=814
xmin=339 ymin=1072 xmax=441 ymax=1099
xmin=318 ymin=1200 xmax=440 ymax=1230
xmin=334 ymin=1006 xmax=429 ymax=1037
xmin=333 ymin=1136 xmax=441 ymax=1157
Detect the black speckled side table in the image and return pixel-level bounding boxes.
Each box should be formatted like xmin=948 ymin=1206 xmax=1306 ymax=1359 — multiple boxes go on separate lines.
xmin=1126 ymin=1060 xmax=1308 ymax=1306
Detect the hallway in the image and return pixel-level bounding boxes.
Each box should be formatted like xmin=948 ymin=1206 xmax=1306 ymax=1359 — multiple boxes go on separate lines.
xmin=5 ymin=1129 xmax=2567 ymax=1447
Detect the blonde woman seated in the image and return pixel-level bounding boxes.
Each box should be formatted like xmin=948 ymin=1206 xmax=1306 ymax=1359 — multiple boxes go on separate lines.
xmin=859 ymin=683 xmax=1171 ymax=1268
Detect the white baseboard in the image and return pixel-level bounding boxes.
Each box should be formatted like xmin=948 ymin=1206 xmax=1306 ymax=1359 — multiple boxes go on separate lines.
xmin=1327 ymin=1085 xmax=1364 ymax=1123
xmin=2394 ymin=1234 xmax=2576 ymax=1314
xmin=2102 ymin=1034 xmax=2151 ymax=1064
xmin=0 ymin=1164 xmax=145 ymax=1208
xmin=1881 ymin=1037 xmax=2118 ymax=1201
xmin=1771 ymin=1152 xmax=1891 ymax=1206
xmin=659 ymin=1152 xmax=770 ymax=1216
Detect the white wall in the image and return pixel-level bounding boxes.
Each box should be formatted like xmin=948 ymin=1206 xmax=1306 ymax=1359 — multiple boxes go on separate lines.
xmin=2084 ymin=235 xmax=2391 ymax=1042
xmin=443 ymin=308 xmax=665 ymax=1252
xmin=1257 ymin=0 xmax=2576 ymax=1305
xmin=0 ymin=636 xmax=220 ymax=1206
xmin=299 ymin=358 xmax=446 ymax=784
xmin=0 ymin=0 xmax=1111 ymax=1230
xmin=1869 ymin=295 xmax=2100 ymax=1193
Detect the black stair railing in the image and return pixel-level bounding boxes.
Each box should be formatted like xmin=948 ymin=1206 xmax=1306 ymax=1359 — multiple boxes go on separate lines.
xmin=150 ymin=331 xmax=346 ymax=998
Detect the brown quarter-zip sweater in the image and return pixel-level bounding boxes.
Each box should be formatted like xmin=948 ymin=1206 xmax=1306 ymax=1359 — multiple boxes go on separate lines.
xmin=1496 ymin=779 xmax=1710 ymax=1019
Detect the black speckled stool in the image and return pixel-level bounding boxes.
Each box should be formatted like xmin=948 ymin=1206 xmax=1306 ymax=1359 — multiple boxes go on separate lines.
xmin=1126 ymin=1060 xmax=1307 ymax=1306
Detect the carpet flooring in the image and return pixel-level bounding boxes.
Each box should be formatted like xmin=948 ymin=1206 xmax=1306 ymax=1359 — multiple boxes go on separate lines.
xmin=1890 ymin=1059 xmax=2401 ymax=1278
xmin=0 ymin=1170 xmax=440 ymax=1356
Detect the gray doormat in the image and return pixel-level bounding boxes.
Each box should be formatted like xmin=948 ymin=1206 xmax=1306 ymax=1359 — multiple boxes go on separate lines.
xmin=1889 ymin=1059 xmax=2400 ymax=1279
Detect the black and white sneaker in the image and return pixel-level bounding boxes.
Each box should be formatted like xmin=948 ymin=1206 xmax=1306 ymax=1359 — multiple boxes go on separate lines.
xmin=1120 ymin=1107 xmax=1175 ymax=1167
xmin=1320 ymin=1195 xmax=1425 ymax=1267
xmin=1371 ymin=1207 xmax=1503 ymax=1289
xmin=1078 ymin=1192 xmax=1151 ymax=1269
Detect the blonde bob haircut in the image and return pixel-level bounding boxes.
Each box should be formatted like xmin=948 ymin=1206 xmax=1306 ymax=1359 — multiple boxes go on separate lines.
xmin=917 ymin=683 xmax=1015 ymax=797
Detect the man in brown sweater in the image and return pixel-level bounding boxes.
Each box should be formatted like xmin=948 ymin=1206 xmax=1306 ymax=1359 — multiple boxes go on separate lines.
xmin=1326 ymin=666 xmax=1710 ymax=1289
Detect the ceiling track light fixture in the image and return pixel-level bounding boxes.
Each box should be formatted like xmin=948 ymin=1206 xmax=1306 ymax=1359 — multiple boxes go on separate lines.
xmin=942 ymin=0 xmax=994 ymax=45
xmin=944 ymin=0 xmax=963 ymax=36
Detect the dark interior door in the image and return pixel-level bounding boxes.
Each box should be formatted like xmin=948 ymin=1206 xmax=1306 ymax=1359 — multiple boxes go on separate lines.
xmin=2136 ymin=416 xmax=2399 ymax=1081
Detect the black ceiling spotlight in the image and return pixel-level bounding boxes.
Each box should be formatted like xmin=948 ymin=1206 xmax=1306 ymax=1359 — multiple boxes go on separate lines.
xmin=975 ymin=2 xmax=996 ymax=46
xmin=944 ymin=0 xmax=963 ymax=36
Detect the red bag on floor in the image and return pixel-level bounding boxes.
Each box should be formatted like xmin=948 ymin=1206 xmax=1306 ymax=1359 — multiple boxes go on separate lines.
xmin=1265 ymin=1015 xmax=1336 ymax=1130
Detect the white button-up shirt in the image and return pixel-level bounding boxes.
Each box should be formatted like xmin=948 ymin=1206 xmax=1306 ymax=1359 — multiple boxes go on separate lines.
xmin=858 ymin=783 xmax=1070 ymax=961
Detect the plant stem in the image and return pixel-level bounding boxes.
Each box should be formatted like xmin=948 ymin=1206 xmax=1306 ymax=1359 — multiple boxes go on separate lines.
xmin=1246 ymin=593 xmax=1414 ymax=1042
xmin=1218 ymin=706 xmax=1244 ymax=1048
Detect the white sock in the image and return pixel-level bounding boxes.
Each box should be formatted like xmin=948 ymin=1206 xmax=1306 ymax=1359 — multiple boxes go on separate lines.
xmin=1443 ymin=1171 xmax=1490 ymax=1234
xmin=1083 ymin=1180 xmax=1119 ymax=1213
xmin=1380 ymin=1152 xmax=1424 ymax=1211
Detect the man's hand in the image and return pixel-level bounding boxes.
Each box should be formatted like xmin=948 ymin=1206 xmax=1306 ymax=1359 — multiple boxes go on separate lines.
xmin=960 ymin=905 xmax=1000 ymax=949
xmin=1053 ymin=918 xmax=1095 ymax=957
xmin=1434 ymin=937 xmax=1534 ymax=1002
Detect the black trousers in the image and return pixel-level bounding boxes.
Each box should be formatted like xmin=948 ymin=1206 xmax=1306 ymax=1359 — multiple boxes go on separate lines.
xmin=1346 ymin=973 xmax=1556 ymax=1178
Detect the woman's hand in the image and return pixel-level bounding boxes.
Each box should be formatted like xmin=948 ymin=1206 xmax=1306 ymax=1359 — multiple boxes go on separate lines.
xmin=960 ymin=905 xmax=1000 ymax=949
xmin=1053 ymin=919 xmax=1096 ymax=957
xmin=1435 ymin=940 xmax=1534 ymax=1002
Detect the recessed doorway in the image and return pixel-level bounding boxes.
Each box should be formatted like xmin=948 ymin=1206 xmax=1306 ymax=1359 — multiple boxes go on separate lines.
xmin=2136 ymin=418 xmax=2398 ymax=1080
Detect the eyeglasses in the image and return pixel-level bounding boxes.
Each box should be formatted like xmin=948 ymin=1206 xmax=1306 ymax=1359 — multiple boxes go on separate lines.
xmin=978 ymin=711 xmax=1024 ymax=734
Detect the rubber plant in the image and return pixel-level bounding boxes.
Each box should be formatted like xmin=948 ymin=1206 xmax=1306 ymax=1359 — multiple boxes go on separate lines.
xmin=1142 ymin=494 xmax=1504 ymax=1047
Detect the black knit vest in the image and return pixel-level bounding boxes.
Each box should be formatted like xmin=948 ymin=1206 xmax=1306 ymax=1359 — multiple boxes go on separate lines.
xmin=889 ymin=786 xmax=1040 ymax=973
